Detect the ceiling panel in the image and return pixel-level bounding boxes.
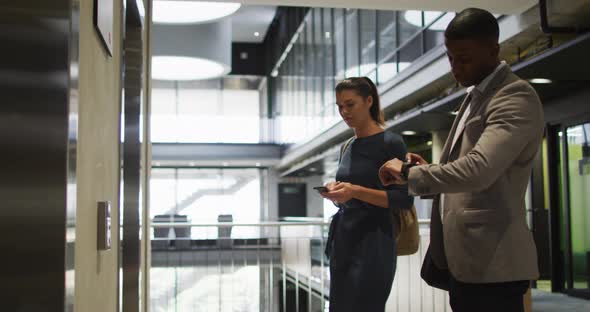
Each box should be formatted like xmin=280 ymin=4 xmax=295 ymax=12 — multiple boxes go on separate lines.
xmin=205 ymin=0 xmax=537 ymax=14
xmin=231 ymin=5 xmax=277 ymax=43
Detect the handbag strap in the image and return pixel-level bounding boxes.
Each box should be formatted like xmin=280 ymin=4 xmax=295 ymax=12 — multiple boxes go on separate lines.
xmin=338 ymin=137 xmax=354 ymax=164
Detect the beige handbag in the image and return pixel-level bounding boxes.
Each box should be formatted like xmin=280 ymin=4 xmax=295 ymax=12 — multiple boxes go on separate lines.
xmin=392 ymin=205 xmax=420 ymax=256
xmin=339 ymin=137 xmax=420 ymax=256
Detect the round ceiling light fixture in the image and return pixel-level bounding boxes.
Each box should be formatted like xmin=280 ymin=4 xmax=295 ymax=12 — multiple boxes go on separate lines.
xmin=152 ymin=1 xmax=241 ymax=24
xmin=529 ymin=78 xmax=553 ymax=84
xmin=152 ymin=20 xmax=232 ymax=81
xmin=152 ymin=56 xmax=230 ymax=81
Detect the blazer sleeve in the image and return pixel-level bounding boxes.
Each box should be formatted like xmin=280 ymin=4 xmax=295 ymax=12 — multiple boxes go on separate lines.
xmin=407 ymin=80 xmax=544 ymax=196
xmin=384 ymin=134 xmax=414 ymax=210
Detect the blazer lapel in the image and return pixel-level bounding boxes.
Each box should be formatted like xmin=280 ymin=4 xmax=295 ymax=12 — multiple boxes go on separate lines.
xmin=465 ymin=65 xmax=511 ymax=121
xmin=446 ymin=66 xmax=512 ymax=158
xmin=440 ymin=92 xmax=472 ymax=164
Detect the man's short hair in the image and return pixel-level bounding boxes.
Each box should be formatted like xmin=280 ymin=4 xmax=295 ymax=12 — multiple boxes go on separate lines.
xmin=445 ymin=8 xmax=499 ymax=42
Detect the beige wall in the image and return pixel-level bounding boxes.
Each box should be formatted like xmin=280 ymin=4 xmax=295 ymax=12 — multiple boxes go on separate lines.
xmin=75 ymin=0 xmax=123 ymax=311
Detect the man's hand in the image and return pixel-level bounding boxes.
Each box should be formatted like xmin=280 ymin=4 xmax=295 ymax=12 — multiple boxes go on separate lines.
xmin=406 ymin=153 xmax=429 ymax=165
xmin=379 ymin=158 xmax=406 ymax=186
xmin=321 ymin=182 xmax=356 ymax=204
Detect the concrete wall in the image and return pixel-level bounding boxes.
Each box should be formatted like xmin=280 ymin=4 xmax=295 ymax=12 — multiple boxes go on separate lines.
xmin=74 ymin=0 xmax=123 ymax=311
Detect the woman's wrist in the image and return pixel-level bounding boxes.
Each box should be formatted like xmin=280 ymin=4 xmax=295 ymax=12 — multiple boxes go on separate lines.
xmin=351 ymin=184 xmax=362 ymax=199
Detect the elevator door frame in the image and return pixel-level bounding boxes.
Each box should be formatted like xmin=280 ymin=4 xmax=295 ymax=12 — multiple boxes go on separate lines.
xmin=547 ymin=113 xmax=590 ymax=299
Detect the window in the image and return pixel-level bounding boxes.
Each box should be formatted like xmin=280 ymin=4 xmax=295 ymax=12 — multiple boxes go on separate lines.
xmin=344 ymin=9 xmax=359 ymax=78
xmin=323 ymin=8 xmax=336 ymax=120
xmin=359 ymin=10 xmax=377 ymax=77
xmin=150 ymin=168 xmax=263 ymax=239
xmin=334 ymin=9 xmax=346 ymax=81
xmin=424 ymin=12 xmax=454 ymax=51
xmin=377 ymin=11 xmax=397 ymax=64
xmin=151 ymin=82 xmax=261 ymax=143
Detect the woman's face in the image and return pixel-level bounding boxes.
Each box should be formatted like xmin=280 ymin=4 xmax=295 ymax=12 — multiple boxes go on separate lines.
xmin=336 ymin=89 xmax=373 ymax=129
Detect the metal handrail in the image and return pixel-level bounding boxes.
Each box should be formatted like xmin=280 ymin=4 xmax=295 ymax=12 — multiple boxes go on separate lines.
xmin=150 ymin=219 xmax=431 ymax=228
xmin=151 ymin=221 xmax=330 ymax=228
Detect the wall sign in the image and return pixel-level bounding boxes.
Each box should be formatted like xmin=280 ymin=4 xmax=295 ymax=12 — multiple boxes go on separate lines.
xmin=94 ymin=0 xmax=114 ymax=56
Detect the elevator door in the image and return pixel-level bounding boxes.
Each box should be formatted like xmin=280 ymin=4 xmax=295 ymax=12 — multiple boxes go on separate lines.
xmin=278 ymin=183 xmax=307 ymax=218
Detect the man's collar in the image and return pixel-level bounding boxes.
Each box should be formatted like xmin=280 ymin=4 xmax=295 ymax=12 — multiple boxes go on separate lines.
xmin=468 ymin=61 xmax=508 ymax=96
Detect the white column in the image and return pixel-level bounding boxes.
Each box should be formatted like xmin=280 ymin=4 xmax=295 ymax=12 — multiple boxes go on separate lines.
xmin=431 ymin=130 xmax=450 ymax=164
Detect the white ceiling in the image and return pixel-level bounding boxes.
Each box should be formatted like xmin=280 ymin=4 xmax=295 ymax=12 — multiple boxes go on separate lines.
xmin=231 ymin=5 xmax=277 ymax=43
xmin=155 ymin=0 xmax=539 ymax=43
xmin=209 ymin=0 xmax=537 ymax=14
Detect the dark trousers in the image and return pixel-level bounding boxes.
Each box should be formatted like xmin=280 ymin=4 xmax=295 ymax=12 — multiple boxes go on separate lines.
xmin=449 ymin=276 xmax=530 ymax=312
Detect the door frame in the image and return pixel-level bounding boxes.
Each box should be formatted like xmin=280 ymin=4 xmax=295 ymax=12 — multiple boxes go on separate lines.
xmin=546 ymin=112 xmax=590 ymax=298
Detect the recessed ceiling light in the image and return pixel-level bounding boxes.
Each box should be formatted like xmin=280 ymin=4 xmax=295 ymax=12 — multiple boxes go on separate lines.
xmin=402 ymin=130 xmax=417 ymax=136
xmin=255 ymin=162 xmax=261 ymax=167
xmin=427 ymin=141 xmax=433 ymax=146
xmin=254 ymin=32 xmax=260 ymax=37
xmin=271 ymin=69 xmax=279 ymax=77
xmin=222 ymin=162 xmax=229 ymax=167
xmin=151 ymin=56 xmax=229 ymax=80
xmin=309 ymin=167 xmax=318 ymax=172
xmin=450 ymin=111 xmax=459 ymax=116
xmin=529 ymin=78 xmax=553 ymax=84
xmin=151 ymin=1 xmax=241 ymax=24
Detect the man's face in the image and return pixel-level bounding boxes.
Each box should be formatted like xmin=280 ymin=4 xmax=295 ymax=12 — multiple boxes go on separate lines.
xmin=445 ymin=38 xmax=499 ymax=87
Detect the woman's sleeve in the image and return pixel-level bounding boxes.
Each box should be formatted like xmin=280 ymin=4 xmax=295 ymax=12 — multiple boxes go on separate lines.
xmin=384 ymin=134 xmax=414 ymax=210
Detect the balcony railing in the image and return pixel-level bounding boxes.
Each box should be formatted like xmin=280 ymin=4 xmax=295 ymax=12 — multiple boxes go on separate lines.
xmin=149 ymin=219 xmax=451 ymax=311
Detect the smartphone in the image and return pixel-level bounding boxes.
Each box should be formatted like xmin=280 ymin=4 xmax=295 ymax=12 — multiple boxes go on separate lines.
xmin=313 ymin=186 xmax=329 ymax=193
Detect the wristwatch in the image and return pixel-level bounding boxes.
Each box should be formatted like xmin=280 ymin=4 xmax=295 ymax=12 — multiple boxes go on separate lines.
xmin=401 ymin=162 xmax=416 ymax=181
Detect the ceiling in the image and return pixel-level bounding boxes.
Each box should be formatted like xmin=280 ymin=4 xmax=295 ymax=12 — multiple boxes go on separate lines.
xmin=205 ymin=0 xmax=537 ymax=14
xmin=387 ymin=32 xmax=590 ymax=135
xmin=152 ymin=1 xmax=277 ymax=43
xmin=231 ymin=5 xmax=277 ymax=43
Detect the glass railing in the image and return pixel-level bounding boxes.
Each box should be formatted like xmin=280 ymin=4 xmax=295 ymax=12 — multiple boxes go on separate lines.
xmin=149 ymin=219 xmax=451 ymax=311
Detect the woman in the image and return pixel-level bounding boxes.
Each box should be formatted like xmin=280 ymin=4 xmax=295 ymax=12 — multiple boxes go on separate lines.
xmin=321 ymin=77 xmax=413 ymax=312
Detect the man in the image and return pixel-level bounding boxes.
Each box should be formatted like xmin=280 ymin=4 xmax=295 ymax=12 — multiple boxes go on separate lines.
xmin=379 ymin=8 xmax=544 ymax=312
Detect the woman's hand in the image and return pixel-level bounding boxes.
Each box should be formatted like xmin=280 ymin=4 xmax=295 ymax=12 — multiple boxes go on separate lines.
xmin=319 ymin=182 xmax=337 ymax=200
xmin=325 ymin=181 xmax=339 ymax=192
xmin=322 ymin=182 xmax=357 ymax=204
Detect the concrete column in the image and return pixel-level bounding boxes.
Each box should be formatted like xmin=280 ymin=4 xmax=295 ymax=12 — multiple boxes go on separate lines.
xmin=431 ymin=130 xmax=450 ymax=164
xmin=305 ymin=175 xmax=325 ymax=218
xmin=266 ymin=168 xmax=281 ymax=221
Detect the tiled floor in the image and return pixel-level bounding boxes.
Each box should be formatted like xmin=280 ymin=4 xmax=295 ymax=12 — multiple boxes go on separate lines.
xmin=533 ymin=290 xmax=590 ymax=311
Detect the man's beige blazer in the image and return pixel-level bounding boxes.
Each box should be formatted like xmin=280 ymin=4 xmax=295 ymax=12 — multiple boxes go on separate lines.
xmin=408 ymin=65 xmax=544 ymax=283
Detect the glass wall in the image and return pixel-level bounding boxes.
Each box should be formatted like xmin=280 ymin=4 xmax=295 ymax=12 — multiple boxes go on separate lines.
xmin=565 ymin=123 xmax=590 ymax=290
xmin=274 ymin=8 xmax=456 ymax=144
xmin=151 ymin=80 xmax=263 ymax=143
xmin=150 ymin=168 xmax=263 ymax=239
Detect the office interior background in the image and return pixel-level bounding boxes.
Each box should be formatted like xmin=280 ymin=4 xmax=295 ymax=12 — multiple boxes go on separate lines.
xmin=1 ymin=0 xmax=590 ymax=311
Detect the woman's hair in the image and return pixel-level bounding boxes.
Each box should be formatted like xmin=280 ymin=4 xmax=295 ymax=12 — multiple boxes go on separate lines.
xmin=335 ymin=76 xmax=384 ymax=125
